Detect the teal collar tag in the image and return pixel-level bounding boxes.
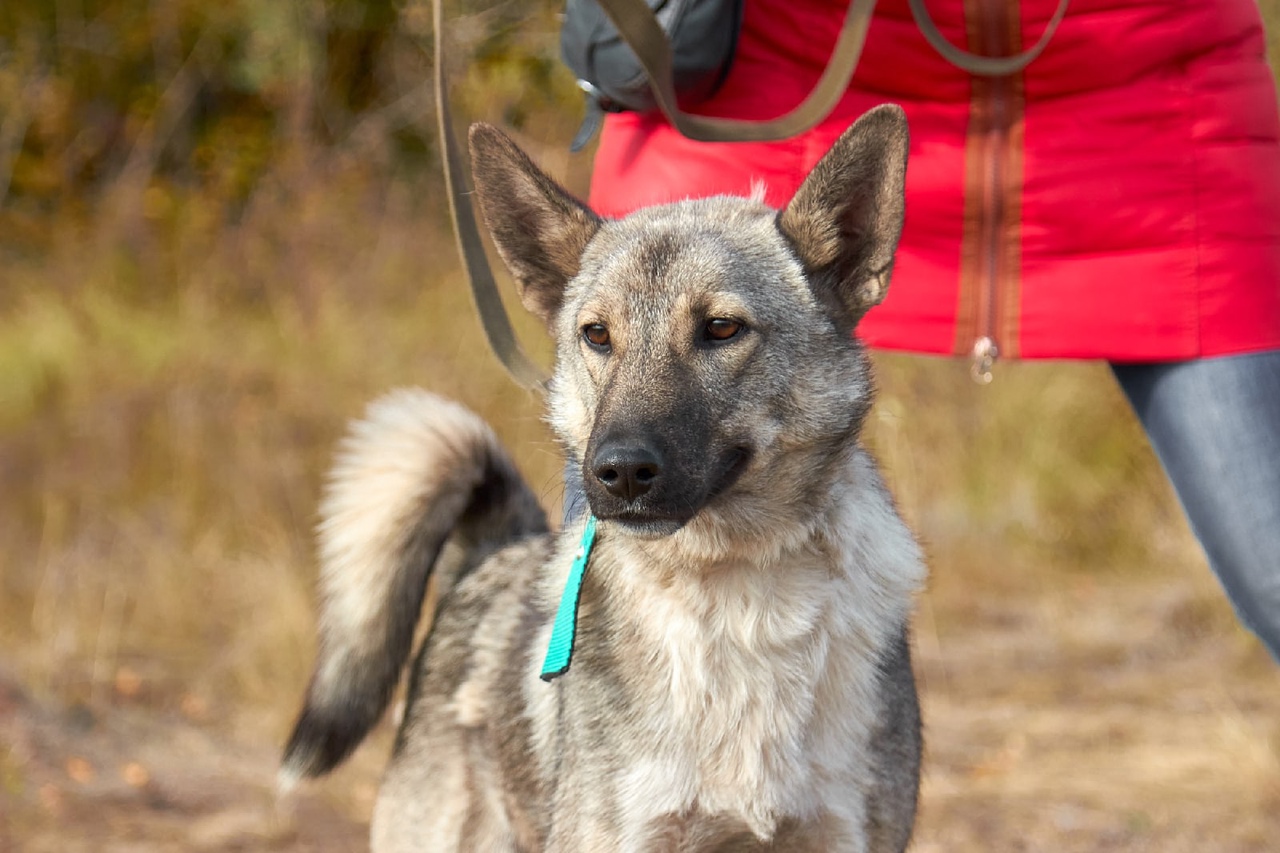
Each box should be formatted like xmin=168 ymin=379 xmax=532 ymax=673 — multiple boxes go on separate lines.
xmin=540 ymin=514 xmax=598 ymax=682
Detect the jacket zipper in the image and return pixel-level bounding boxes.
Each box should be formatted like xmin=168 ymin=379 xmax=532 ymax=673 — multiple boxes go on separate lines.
xmin=970 ymin=0 xmax=1015 ymax=383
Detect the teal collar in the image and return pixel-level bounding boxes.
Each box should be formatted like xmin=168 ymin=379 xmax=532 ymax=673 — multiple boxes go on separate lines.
xmin=540 ymin=514 xmax=598 ymax=682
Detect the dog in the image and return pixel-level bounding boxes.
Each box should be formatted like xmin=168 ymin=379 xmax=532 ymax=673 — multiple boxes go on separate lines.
xmin=280 ymin=104 xmax=927 ymax=852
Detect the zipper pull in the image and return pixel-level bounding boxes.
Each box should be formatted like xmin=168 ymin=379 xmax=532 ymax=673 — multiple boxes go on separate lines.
xmin=971 ymin=336 xmax=999 ymax=384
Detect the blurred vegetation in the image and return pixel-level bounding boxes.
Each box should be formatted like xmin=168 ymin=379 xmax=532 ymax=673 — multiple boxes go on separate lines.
xmin=0 ymin=0 xmax=581 ymax=733
xmin=0 ymin=0 xmax=573 ymax=228
xmin=0 ymin=0 xmax=1272 ymax=742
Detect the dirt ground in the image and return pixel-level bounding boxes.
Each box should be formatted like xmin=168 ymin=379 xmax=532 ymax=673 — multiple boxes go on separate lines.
xmin=3 ymin=568 xmax=1278 ymax=852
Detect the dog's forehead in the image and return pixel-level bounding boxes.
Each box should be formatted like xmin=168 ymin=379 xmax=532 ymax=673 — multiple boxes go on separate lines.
xmin=577 ymin=197 xmax=802 ymax=310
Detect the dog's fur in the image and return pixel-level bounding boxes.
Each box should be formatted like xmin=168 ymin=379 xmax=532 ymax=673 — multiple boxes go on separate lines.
xmin=281 ymin=105 xmax=927 ymax=852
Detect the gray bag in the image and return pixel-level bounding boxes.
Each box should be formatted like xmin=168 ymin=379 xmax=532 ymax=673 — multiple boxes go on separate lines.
xmin=560 ymin=0 xmax=744 ymax=147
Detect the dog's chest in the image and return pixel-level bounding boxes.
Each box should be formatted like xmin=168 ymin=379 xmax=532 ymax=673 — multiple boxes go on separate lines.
xmin=599 ymin=557 xmax=877 ymax=844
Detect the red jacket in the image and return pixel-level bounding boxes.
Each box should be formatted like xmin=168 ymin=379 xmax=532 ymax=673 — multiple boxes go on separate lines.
xmin=587 ymin=0 xmax=1280 ymax=362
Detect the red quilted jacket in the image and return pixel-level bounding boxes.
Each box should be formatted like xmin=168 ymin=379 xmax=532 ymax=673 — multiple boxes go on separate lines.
xmin=587 ymin=0 xmax=1280 ymax=364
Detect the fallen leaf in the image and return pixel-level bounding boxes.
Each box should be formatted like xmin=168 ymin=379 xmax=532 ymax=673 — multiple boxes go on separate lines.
xmin=122 ymin=761 xmax=150 ymax=787
xmin=114 ymin=667 xmax=143 ymax=698
xmin=180 ymin=693 xmax=208 ymax=721
xmin=39 ymin=783 xmax=64 ymax=815
xmin=66 ymin=756 xmax=95 ymax=784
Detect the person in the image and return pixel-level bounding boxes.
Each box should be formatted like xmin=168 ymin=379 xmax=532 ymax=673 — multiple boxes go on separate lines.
xmin=569 ymin=0 xmax=1280 ymax=658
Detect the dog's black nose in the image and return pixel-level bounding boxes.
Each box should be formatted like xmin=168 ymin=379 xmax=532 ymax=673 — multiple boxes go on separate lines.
xmin=591 ymin=443 xmax=662 ymax=502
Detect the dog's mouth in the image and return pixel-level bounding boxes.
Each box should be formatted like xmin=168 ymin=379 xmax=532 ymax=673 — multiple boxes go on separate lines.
xmin=606 ymin=514 xmax=685 ymax=538
xmin=593 ymin=446 xmax=752 ymax=538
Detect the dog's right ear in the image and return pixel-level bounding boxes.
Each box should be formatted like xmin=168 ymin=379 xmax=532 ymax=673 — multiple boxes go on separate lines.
xmin=469 ymin=124 xmax=602 ymax=327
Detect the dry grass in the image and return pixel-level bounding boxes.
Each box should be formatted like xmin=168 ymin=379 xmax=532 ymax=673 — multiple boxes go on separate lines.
xmin=0 ymin=149 xmax=566 ymax=738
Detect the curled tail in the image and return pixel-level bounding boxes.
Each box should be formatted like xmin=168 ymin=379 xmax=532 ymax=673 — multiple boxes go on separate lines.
xmin=280 ymin=389 xmax=547 ymax=787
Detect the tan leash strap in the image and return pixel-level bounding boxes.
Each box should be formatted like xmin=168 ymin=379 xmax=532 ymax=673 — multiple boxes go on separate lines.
xmin=595 ymin=0 xmax=1069 ymax=146
xmin=907 ymin=0 xmax=1070 ymax=77
xmin=434 ymin=0 xmax=550 ymax=392
xmin=591 ymin=0 xmax=877 ymax=143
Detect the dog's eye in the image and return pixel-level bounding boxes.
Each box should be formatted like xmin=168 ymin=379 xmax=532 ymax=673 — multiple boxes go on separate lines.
xmin=703 ymin=318 xmax=745 ymax=343
xmin=582 ymin=323 xmax=611 ymax=350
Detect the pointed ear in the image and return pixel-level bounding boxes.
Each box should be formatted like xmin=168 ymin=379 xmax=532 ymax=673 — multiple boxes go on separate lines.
xmin=778 ymin=105 xmax=909 ymax=329
xmin=469 ymin=124 xmax=602 ymax=327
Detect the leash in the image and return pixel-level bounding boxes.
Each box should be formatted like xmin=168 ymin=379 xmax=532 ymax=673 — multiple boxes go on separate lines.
xmin=433 ymin=0 xmax=550 ymax=392
xmin=431 ymin=0 xmax=874 ymax=388
xmin=433 ymin=0 xmax=1069 ymax=387
xmin=591 ymin=0 xmax=877 ymax=143
xmin=590 ymin=0 xmax=1070 ymax=144
xmin=907 ymin=0 xmax=1071 ymax=77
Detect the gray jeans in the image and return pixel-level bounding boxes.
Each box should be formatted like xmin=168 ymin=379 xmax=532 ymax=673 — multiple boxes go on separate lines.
xmin=1113 ymin=350 xmax=1280 ymax=660
xmin=562 ymin=350 xmax=1280 ymax=660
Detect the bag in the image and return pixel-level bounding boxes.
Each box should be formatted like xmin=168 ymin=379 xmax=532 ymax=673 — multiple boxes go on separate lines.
xmin=560 ymin=0 xmax=744 ymax=148
xmin=561 ymin=0 xmax=744 ymax=112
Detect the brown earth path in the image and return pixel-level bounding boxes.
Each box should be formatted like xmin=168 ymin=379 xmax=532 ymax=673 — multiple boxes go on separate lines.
xmin=3 ymin=571 xmax=1278 ymax=852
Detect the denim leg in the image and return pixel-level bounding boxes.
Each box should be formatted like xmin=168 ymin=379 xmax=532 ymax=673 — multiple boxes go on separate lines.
xmin=1111 ymin=350 xmax=1280 ymax=660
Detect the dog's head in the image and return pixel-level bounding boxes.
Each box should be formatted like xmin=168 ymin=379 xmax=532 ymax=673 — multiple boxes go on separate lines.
xmin=470 ymin=107 xmax=908 ymax=555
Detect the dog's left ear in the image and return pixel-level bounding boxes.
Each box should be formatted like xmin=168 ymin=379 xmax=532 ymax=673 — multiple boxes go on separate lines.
xmin=469 ymin=123 xmax=602 ymax=327
xmin=778 ymin=105 xmax=909 ymax=329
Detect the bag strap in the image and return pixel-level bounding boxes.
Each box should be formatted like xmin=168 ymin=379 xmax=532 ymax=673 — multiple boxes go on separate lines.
xmin=592 ymin=0 xmax=878 ymax=143
xmin=597 ymin=0 xmax=1069 ymax=144
xmin=907 ymin=0 xmax=1071 ymax=77
xmin=433 ymin=0 xmax=550 ymax=392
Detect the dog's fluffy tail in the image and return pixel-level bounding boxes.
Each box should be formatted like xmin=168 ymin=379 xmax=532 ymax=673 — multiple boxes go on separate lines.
xmin=279 ymin=389 xmax=547 ymax=788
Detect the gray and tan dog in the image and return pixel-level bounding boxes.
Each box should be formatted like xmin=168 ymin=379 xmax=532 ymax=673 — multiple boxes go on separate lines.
xmin=281 ymin=105 xmax=927 ymax=852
